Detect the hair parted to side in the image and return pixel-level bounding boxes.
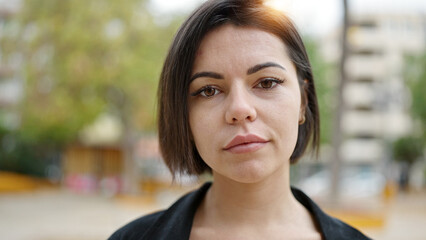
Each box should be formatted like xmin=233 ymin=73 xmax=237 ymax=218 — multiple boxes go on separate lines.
xmin=158 ymin=0 xmax=320 ymax=177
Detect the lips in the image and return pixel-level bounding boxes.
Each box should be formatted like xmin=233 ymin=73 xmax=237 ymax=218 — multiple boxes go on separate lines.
xmin=224 ymin=134 xmax=269 ymax=154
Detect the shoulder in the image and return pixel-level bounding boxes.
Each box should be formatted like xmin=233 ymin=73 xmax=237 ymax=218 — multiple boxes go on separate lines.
xmin=316 ymin=212 xmax=372 ymax=240
xmin=291 ymin=187 xmax=372 ymax=240
xmin=108 ymin=182 xmax=212 ymax=240
xmin=108 ymin=210 xmax=164 ymax=240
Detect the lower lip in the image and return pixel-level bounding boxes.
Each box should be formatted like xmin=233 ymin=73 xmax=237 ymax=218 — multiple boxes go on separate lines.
xmin=225 ymin=142 xmax=268 ymax=154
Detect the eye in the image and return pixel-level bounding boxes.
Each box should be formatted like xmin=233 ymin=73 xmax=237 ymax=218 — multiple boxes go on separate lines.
xmin=255 ymin=78 xmax=284 ymax=89
xmin=191 ymin=85 xmax=221 ymax=98
xmin=201 ymin=86 xmax=220 ymax=97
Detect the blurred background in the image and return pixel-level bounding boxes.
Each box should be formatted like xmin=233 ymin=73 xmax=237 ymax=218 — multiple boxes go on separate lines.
xmin=0 ymin=0 xmax=425 ymax=239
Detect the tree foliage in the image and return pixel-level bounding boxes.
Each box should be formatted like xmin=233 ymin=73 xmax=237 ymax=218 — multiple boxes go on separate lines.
xmin=8 ymin=0 xmax=178 ymax=143
xmin=389 ymin=53 xmax=426 ymax=165
xmin=392 ymin=136 xmax=423 ymax=165
xmin=0 ymin=0 xmax=180 ymax=176
xmin=404 ymin=53 xmax=426 ymax=141
xmin=303 ymin=37 xmax=335 ymax=145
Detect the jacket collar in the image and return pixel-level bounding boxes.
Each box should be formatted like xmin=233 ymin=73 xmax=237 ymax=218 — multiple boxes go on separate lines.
xmin=143 ymin=182 xmax=370 ymax=240
xmin=142 ymin=182 xmax=211 ymax=239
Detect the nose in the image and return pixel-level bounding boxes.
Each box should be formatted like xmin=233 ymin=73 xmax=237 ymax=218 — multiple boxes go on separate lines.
xmin=225 ymin=85 xmax=257 ymax=124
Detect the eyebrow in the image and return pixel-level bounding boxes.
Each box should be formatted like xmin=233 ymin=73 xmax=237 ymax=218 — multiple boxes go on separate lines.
xmin=247 ymin=62 xmax=286 ymax=75
xmin=190 ymin=71 xmax=224 ymax=82
xmin=190 ymin=62 xmax=286 ymax=82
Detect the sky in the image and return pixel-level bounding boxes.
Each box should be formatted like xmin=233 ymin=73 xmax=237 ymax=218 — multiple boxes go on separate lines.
xmin=150 ymin=0 xmax=426 ymax=36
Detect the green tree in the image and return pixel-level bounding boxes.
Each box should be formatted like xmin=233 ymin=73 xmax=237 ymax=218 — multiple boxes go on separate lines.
xmin=1 ymin=0 xmax=179 ymax=177
xmin=393 ymin=136 xmax=424 ymax=165
xmin=304 ymin=37 xmax=335 ymax=145
xmin=404 ymin=53 xmax=426 ymax=141
xmin=389 ymin=52 xmax=426 ymax=190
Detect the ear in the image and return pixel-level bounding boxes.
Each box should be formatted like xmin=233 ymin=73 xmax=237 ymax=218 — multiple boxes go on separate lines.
xmin=299 ymin=79 xmax=308 ymax=125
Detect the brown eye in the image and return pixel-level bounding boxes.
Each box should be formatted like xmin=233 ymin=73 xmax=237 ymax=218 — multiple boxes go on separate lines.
xmin=200 ymin=86 xmax=220 ymax=97
xmin=260 ymin=80 xmax=273 ymax=88
xmin=256 ymin=78 xmax=283 ymax=89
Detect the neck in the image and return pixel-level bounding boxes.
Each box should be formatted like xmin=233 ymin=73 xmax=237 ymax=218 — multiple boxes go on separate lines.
xmin=204 ymin=166 xmax=303 ymax=226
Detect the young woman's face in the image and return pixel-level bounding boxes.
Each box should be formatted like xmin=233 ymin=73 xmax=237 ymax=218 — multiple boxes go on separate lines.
xmin=188 ymin=24 xmax=304 ymax=183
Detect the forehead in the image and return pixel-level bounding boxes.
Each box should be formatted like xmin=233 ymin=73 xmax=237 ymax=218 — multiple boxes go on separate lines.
xmin=193 ymin=24 xmax=291 ymax=73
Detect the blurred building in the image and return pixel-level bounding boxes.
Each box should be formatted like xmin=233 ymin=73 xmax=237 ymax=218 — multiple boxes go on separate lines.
xmin=342 ymin=13 xmax=425 ymax=165
xmin=319 ymin=13 xmax=425 ymax=168
xmin=62 ymin=114 xmax=125 ymax=195
xmin=61 ymin=115 xmax=176 ymax=195
xmin=298 ymin=12 xmax=425 ymax=199
xmin=62 ymin=145 xmax=123 ymax=196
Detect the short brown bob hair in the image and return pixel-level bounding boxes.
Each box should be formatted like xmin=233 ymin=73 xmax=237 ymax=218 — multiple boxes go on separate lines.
xmin=158 ymin=0 xmax=320 ymax=176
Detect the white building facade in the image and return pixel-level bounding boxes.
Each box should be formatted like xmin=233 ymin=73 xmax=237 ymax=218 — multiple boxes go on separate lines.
xmin=340 ymin=13 xmax=425 ymax=164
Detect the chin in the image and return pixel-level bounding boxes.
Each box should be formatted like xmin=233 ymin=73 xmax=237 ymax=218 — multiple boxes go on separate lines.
xmin=218 ymin=160 xmax=279 ymax=184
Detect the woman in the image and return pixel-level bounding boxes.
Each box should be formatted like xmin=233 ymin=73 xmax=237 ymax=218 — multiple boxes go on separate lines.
xmin=109 ymin=0 xmax=371 ymax=239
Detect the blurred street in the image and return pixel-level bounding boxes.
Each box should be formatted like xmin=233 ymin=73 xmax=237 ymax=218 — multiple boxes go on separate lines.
xmin=0 ymin=184 xmax=196 ymax=240
xmin=362 ymin=190 xmax=426 ymax=240
xmin=0 ymin=184 xmax=425 ymax=240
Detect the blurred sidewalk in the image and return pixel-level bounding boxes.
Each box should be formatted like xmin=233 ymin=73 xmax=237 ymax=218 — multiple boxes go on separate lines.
xmin=0 ymin=186 xmax=192 ymax=240
xmin=0 ymin=185 xmax=425 ymax=240
xmin=362 ymin=190 xmax=426 ymax=240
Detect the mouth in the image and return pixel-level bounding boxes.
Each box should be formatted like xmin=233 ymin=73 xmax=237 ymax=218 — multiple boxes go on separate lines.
xmin=224 ymin=134 xmax=269 ymax=154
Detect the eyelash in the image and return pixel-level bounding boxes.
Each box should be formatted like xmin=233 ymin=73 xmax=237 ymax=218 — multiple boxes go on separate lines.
xmin=190 ymin=85 xmax=221 ymax=97
xmin=191 ymin=77 xmax=285 ymax=98
xmin=255 ymin=77 xmax=285 ymax=89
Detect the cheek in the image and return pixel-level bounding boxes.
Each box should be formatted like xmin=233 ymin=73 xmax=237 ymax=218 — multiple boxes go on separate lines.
xmin=269 ymin=90 xmax=301 ymax=123
xmin=188 ymin=105 xmax=218 ymax=156
xmin=268 ymin=95 xmax=301 ymax=148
